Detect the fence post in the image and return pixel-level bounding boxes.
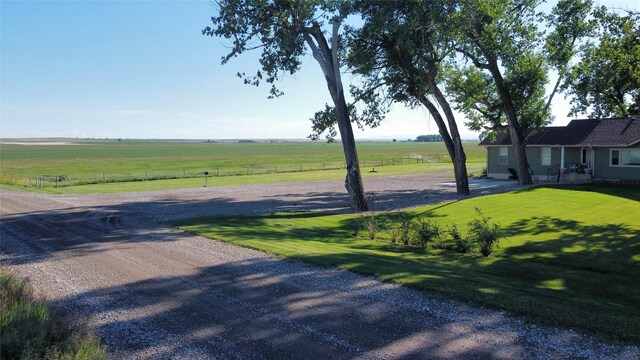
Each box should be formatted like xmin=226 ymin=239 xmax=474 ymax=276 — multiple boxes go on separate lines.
xmin=299 ymin=164 xmax=302 ymax=172
xmin=145 ymin=171 xmax=148 ymax=181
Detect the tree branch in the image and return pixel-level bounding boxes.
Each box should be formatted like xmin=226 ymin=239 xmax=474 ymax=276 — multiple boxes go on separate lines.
xmin=332 ymin=19 xmax=344 ymax=99
xmin=304 ymin=33 xmax=333 ymax=79
xmin=348 ymin=81 xmax=389 ymax=107
xmin=455 ymin=47 xmax=490 ymax=69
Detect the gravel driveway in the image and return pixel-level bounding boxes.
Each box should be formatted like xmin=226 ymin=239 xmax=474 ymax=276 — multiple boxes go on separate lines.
xmin=1 ymin=173 xmax=638 ymax=359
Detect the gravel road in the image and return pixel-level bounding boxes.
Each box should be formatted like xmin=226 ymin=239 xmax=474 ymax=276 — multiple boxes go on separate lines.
xmin=1 ymin=173 xmax=638 ymax=359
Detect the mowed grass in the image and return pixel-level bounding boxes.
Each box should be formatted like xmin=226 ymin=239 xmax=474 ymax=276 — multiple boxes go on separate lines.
xmin=0 ymin=139 xmax=484 ymax=193
xmin=178 ymin=185 xmax=640 ymax=343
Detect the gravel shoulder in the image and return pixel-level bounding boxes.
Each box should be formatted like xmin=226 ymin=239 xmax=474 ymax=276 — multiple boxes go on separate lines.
xmin=1 ymin=172 xmax=638 ymax=359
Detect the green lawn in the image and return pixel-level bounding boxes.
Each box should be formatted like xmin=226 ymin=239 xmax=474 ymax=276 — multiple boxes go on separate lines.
xmin=178 ymin=185 xmax=640 ymax=343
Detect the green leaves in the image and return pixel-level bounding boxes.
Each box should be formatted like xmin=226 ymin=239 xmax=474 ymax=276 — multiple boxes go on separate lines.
xmin=203 ymin=0 xmax=314 ymax=97
xmin=563 ymin=8 xmax=640 ymax=117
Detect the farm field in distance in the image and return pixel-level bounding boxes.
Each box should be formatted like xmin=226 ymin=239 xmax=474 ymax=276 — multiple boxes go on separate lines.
xmin=0 ymin=139 xmax=485 ymax=192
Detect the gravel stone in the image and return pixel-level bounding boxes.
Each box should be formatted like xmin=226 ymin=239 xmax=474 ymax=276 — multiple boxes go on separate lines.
xmin=1 ymin=172 xmax=637 ymax=359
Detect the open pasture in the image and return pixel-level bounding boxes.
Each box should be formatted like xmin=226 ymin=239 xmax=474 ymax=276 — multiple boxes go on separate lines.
xmin=0 ymin=139 xmax=484 ymax=191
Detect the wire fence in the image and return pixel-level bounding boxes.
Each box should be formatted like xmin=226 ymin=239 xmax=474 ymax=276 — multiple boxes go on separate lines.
xmin=1 ymin=156 xmax=461 ymax=189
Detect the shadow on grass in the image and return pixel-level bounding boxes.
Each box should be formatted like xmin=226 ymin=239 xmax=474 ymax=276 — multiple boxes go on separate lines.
xmin=178 ymin=210 xmax=640 ymax=343
xmin=1 ymin=184 xmax=467 ymax=266
xmin=2 ymin=184 xmax=639 ymax=353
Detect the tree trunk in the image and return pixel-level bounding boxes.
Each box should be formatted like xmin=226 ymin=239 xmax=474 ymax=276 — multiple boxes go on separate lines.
xmin=488 ymin=61 xmax=533 ymax=185
xmin=452 ymin=150 xmax=470 ymax=195
xmin=413 ymin=87 xmax=470 ymax=196
xmin=335 ymin=95 xmax=369 ymax=211
xmin=510 ymin=130 xmax=532 ymax=185
xmin=304 ymin=24 xmax=368 ymax=211
xmin=426 ymin=67 xmax=470 ymax=195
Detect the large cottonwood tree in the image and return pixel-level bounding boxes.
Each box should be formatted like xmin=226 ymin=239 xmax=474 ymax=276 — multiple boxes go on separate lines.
xmin=203 ymin=0 xmax=369 ymax=211
xmin=449 ymin=0 xmax=593 ymax=185
xmin=347 ymin=0 xmax=470 ymax=195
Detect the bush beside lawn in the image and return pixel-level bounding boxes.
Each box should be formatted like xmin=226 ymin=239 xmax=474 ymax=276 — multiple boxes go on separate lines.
xmin=178 ymin=185 xmax=640 ymax=343
xmin=0 ymin=268 xmax=108 ymax=360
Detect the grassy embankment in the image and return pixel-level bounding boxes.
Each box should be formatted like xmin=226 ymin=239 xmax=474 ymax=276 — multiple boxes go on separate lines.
xmin=0 ymin=268 xmax=108 ymax=359
xmin=178 ymin=185 xmax=640 ymax=343
xmin=0 ymin=140 xmax=484 ymax=194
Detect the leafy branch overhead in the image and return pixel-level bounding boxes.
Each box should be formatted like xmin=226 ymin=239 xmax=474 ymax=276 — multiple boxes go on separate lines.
xmin=203 ymin=0 xmax=369 ymax=210
xmin=563 ymin=8 xmax=640 ymax=117
xmin=203 ymin=0 xmax=313 ymax=98
xmin=447 ymin=0 xmax=593 ymax=186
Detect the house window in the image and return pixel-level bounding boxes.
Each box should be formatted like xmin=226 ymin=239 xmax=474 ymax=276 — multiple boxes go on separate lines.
xmin=541 ymin=147 xmax=551 ymax=166
xmin=499 ymin=147 xmax=508 ymax=165
xmin=581 ymin=148 xmax=588 ymax=165
xmin=610 ymin=149 xmax=640 ymax=167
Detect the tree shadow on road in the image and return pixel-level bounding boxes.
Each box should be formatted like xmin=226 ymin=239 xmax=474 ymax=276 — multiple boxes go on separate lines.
xmin=50 ymin=257 xmax=535 ymax=359
xmin=0 ymin=186 xmax=463 ymax=266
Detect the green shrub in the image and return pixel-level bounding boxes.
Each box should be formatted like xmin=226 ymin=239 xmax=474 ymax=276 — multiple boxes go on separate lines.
xmin=365 ymin=215 xmax=379 ymax=240
xmin=352 ymin=215 xmax=365 ymax=237
xmin=388 ymin=226 xmax=399 ymax=244
xmin=413 ymin=218 xmax=442 ymax=249
xmin=449 ymin=224 xmax=473 ymax=253
xmin=0 ymin=268 xmax=108 ymax=360
xmin=432 ymin=226 xmax=447 ymax=249
xmin=396 ymin=213 xmax=414 ymax=246
xmin=467 ymin=208 xmax=503 ymax=256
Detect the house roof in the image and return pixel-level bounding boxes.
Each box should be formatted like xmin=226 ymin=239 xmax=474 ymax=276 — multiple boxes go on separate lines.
xmin=581 ymin=117 xmax=640 ymax=146
xmin=479 ymin=116 xmax=640 ymax=147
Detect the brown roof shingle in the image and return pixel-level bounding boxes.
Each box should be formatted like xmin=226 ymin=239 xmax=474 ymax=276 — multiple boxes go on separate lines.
xmin=582 ymin=117 xmax=640 ymax=146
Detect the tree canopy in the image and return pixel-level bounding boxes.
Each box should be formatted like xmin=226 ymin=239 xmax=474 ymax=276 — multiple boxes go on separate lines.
xmin=446 ymin=0 xmax=592 ymax=184
xmin=564 ymin=8 xmax=640 ymax=117
xmin=346 ymin=0 xmax=470 ymax=194
xmin=204 ymin=0 xmax=369 ymax=210
xmin=204 ymin=0 xmax=628 ymax=190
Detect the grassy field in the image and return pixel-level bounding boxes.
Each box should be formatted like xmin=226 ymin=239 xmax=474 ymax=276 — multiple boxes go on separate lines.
xmin=0 ymin=162 xmax=474 ymax=194
xmin=178 ymin=185 xmax=640 ymax=343
xmin=0 ymin=139 xmax=484 ymax=193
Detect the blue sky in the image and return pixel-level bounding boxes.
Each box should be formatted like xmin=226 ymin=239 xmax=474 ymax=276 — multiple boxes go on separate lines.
xmin=1 ymin=0 xmax=637 ymax=140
